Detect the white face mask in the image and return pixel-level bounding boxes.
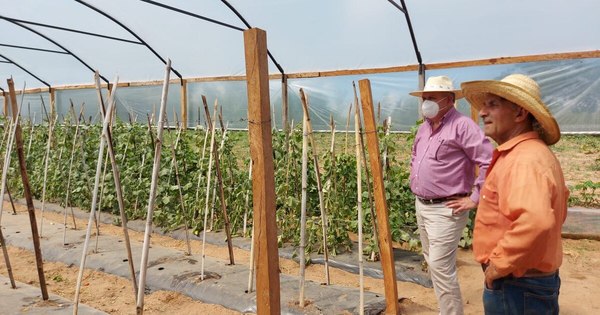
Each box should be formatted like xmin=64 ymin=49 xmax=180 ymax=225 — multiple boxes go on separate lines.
xmin=421 ymin=97 xmax=448 ymax=119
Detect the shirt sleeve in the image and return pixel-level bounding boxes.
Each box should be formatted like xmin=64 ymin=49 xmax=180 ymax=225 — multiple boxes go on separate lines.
xmin=488 ymin=159 xmax=558 ymax=276
xmin=458 ymin=120 xmax=493 ymax=204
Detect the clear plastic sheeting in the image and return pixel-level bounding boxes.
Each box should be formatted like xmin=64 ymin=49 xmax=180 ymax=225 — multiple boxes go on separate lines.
xmin=1 ymin=0 xmax=600 ymax=88
xmin=4 ymin=57 xmax=600 ymax=133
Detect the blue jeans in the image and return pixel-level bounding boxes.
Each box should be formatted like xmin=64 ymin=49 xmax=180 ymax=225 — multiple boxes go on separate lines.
xmin=483 ymin=272 xmax=560 ymax=315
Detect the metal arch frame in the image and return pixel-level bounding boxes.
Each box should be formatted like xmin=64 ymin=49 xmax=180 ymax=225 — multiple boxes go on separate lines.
xmin=0 ymin=16 xmax=143 ymax=45
xmin=0 ymin=43 xmax=68 ymax=54
xmin=75 ymin=0 xmax=184 ymax=85
xmin=1 ymin=17 xmax=110 ymax=85
xmin=387 ymin=0 xmax=422 ymax=65
xmin=0 ymin=52 xmax=51 ymax=88
xmin=140 ymin=0 xmax=286 ymax=77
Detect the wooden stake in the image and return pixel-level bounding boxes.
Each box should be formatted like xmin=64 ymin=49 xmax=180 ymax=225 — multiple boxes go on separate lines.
xmin=0 ymin=100 xmax=21 ymax=290
xmin=353 ymin=84 xmax=379 ymax=259
xmin=202 ymin=98 xmax=234 ymax=265
xmin=242 ymin=161 xmax=253 ymax=238
xmin=73 ymin=78 xmax=119 ymax=315
xmin=353 ymin=83 xmax=365 ymax=315
xmin=200 ymin=97 xmax=218 ymax=280
xmin=193 ymin=125 xmax=210 ymax=219
xmin=94 ymin=72 xmax=138 ymax=297
xmin=7 ymin=77 xmax=49 ymax=300
xmin=0 ymin=108 xmax=20 ymax=223
xmin=344 ymin=102 xmax=353 ymax=155
xmin=0 ymin=227 xmax=16 ymax=288
xmin=180 ymin=79 xmax=188 ymax=129
xmin=39 ymin=114 xmax=58 ymax=237
xmin=136 ymin=60 xmax=171 ymax=315
xmin=244 ymin=28 xmax=280 ymax=314
xmin=298 ymin=114 xmax=309 ymax=307
xmin=299 ymin=88 xmax=330 ymax=285
xmin=63 ymin=112 xmax=83 ymax=244
xmin=26 ymin=112 xmax=35 ymax=158
xmin=358 ymin=79 xmax=399 ymax=314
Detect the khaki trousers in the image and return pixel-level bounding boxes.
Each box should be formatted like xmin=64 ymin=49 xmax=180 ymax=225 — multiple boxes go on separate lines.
xmin=415 ymin=198 xmax=468 ymax=315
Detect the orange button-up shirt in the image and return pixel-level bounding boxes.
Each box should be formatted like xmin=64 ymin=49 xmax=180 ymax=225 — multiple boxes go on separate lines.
xmin=473 ymin=132 xmax=569 ymax=277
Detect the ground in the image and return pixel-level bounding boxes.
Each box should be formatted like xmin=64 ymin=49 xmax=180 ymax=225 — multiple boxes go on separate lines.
xmin=1 ymin=203 xmax=599 ymax=315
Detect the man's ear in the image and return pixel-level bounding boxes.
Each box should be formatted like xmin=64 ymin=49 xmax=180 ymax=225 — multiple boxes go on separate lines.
xmin=514 ymin=107 xmax=531 ymax=123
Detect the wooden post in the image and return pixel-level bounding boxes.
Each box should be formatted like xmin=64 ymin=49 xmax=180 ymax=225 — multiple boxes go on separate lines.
xmin=180 ymin=79 xmax=188 ymax=129
xmin=244 ymin=28 xmax=281 ymax=315
xmin=49 ymin=88 xmax=56 ymax=119
xmin=358 ymin=79 xmax=400 ymax=314
xmin=281 ymin=75 xmax=288 ymax=134
xmin=7 ymin=78 xmax=49 ymax=300
xmin=2 ymin=92 xmax=7 ymax=116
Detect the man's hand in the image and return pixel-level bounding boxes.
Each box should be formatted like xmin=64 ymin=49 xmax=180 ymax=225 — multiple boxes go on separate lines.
xmin=484 ymin=263 xmax=503 ymax=289
xmin=445 ymin=196 xmax=476 ymax=215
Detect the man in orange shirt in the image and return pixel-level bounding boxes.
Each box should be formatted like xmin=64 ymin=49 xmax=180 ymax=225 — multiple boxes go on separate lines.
xmin=461 ymin=74 xmax=569 ymax=315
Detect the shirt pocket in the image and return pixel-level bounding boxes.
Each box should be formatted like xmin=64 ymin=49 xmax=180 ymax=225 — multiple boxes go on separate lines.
xmin=477 ymin=184 xmax=499 ymax=225
xmin=433 ymin=138 xmax=450 ymax=160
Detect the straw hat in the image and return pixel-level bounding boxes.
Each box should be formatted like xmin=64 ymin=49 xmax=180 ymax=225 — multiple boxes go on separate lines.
xmin=461 ymin=74 xmax=560 ymax=145
xmin=409 ymin=76 xmax=463 ymax=99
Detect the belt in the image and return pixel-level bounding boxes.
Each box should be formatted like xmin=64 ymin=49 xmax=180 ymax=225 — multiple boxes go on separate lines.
xmin=481 ymin=263 xmax=558 ymax=278
xmin=417 ymin=193 xmax=469 ymax=205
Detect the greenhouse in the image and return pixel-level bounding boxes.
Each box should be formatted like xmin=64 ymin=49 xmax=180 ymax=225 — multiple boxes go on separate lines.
xmin=0 ymin=1 xmax=599 ymax=314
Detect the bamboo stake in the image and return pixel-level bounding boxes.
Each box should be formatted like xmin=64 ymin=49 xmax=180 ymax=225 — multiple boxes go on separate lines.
xmin=299 ymin=88 xmax=330 ymax=285
xmin=94 ymin=72 xmax=138 ymax=297
xmin=168 ymin=125 xmax=192 ymax=255
xmin=0 ymin=98 xmax=21 ymax=290
xmin=382 ymin=117 xmax=392 ymax=179
xmin=0 ymin=107 xmax=20 ymax=224
xmin=344 ymin=102 xmax=352 ymax=154
xmin=200 ymin=97 xmax=218 ymax=280
xmin=94 ymin=148 xmax=109 ymax=252
xmin=0 ymin=228 xmax=16 ymax=288
xmin=73 ymin=78 xmax=119 ymax=315
xmin=298 ymin=114 xmax=309 ymax=307
xmin=242 ymin=160 xmax=253 ymax=238
xmin=63 ymin=112 xmax=83 ymax=244
xmin=0 ymin=117 xmax=13 ymax=155
xmin=202 ymin=97 xmax=234 ymax=265
xmin=193 ymin=124 xmax=210 ymax=219
xmin=353 ymin=83 xmax=379 ymax=259
xmin=39 ymin=114 xmax=58 ymax=237
xmin=209 ymin=125 xmax=228 ymax=232
xmin=7 ymin=77 xmax=49 ymax=300
xmin=353 ymin=83 xmax=365 ymax=315
xmin=26 ymin=112 xmax=35 ymax=158
xmin=246 ymin=223 xmax=256 ymax=293
xmin=136 ymin=60 xmax=171 ymax=315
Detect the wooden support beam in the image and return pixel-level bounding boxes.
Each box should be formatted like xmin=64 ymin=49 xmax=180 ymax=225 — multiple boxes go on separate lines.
xmin=49 ymin=89 xmax=56 ymax=119
xmin=180 ymin=79 xmax=188 ymax=129
xmin=358 ymin=79 xmax=400 ymax=314
xmin=7 ymin=78 xmax=49 ymax=300
xmin=244 ymin=28 xmax=281 ymax=315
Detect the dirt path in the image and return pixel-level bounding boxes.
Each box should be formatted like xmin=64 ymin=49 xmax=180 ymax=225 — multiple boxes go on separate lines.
xmin=2 ymin=202 xmax=600 ymax=314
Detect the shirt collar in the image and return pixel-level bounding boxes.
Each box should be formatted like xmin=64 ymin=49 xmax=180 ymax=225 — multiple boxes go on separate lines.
xmin=496 ymin=131 xmax=541 ymax=152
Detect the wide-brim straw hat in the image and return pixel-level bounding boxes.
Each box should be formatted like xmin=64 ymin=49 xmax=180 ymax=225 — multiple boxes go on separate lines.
xmin=409 ymin=75 xmax=463 ymax=99
xmin=461 ymin=74 xmax=560 ymax=145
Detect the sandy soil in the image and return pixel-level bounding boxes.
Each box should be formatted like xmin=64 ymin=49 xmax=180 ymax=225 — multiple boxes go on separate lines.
xmin=2 ymin=203 xmax=600 ymax=314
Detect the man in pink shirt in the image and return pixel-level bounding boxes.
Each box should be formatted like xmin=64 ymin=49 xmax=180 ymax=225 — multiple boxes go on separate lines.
xmin=462 ymin=74 xmax=568 ymax=315
xmin=409 ymin=76 xmax=493 ymax=315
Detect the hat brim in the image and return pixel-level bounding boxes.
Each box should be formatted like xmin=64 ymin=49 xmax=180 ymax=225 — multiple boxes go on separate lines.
xmin=461 ymin=80 xmax=560 ymax=145
xmin=409 ymin=89 xmax=464 ymax=99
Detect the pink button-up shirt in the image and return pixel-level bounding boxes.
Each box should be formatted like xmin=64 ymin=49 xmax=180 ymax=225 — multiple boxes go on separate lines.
xmin=410 ymin=108 xmax=493 ymax=203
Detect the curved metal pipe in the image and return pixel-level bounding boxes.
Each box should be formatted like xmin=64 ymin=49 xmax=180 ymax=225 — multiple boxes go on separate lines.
xmin=2 ymin=17 xmax=109 ymax=84
xmin=76 ymin=0 xmax=183 ymax=84
xmin=0 ymin=52 xmax=51 ymax=88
